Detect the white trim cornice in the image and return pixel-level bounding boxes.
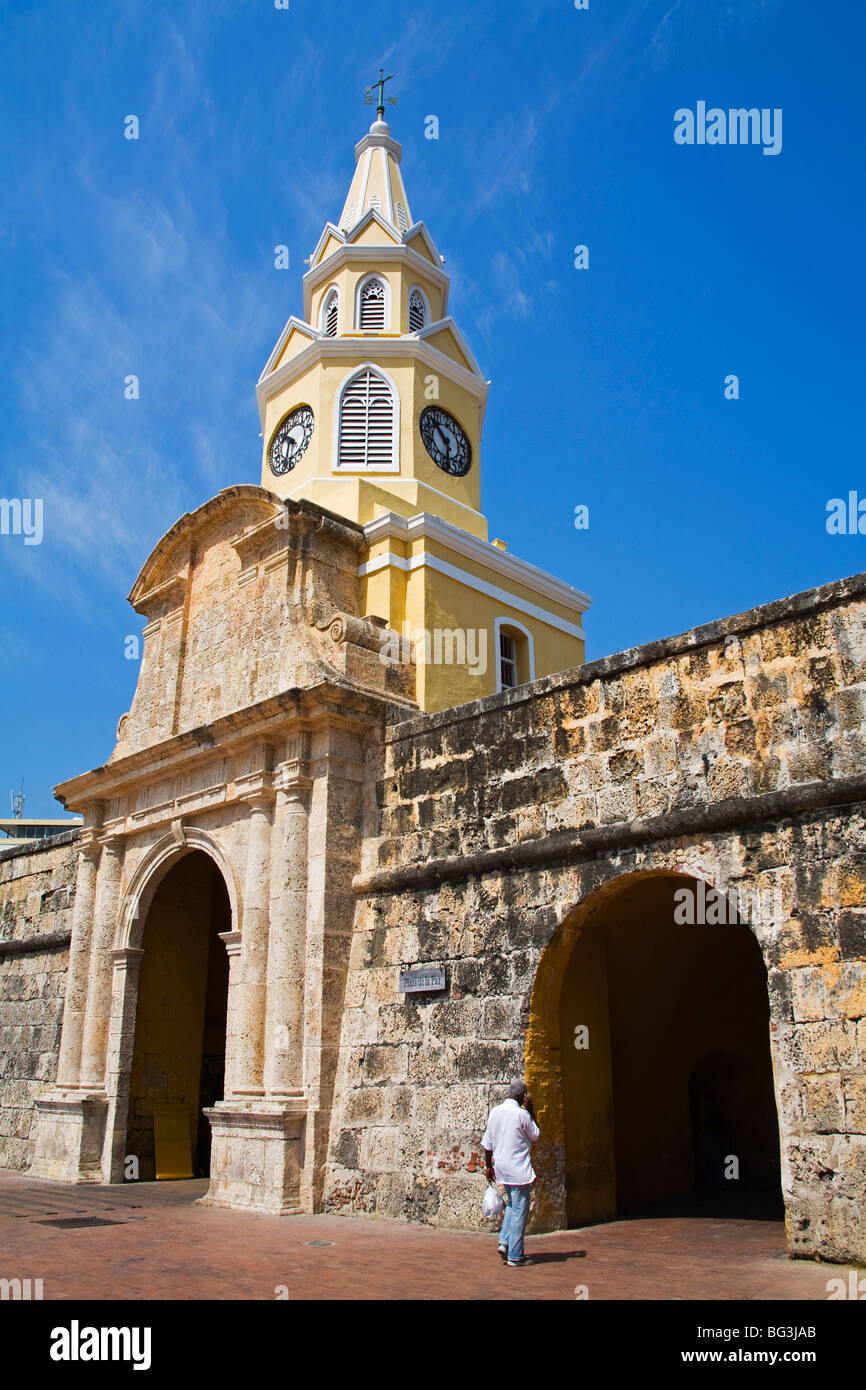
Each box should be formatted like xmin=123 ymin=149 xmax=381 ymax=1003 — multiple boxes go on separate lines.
xmin=401 ymin=222 xmax=443 ymax=267
xmin=416 ymin=317 xmax=485 ymax=379
xmin=362 ymin=511 xmax=593 ymax=616
xmin=354 ymin=131 xmax=402 ymax=163
xmin=256 ymin=336 xmax=490 ymax=428
xmin=360 ymin=548 xmax=587 ymax=640
xmin=259 ymin=315 xmax=321 ymax=383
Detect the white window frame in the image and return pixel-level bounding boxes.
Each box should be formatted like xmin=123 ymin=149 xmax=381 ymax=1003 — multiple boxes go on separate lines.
xmin=320 ymin=286 xmax=340 ymax=336
xmin=355 ymin=273 xmax=391 ymax=332
xmin=407 ymin=284 xmax=430 ymax=334
xmin=494 ymin=617 xmax=535 ymax=693
xmin=332 ymin=362 xmax=401 ymax=473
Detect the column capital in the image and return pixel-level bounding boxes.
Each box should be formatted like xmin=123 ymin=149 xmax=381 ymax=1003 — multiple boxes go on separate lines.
xmin=274 ymin=762 xmax=313 ymax=800
xmin=236 ymin=771 xmax=275 ymax=810
xmin=218 ymin=930 xmax=243 ymax=958
xmin=98 ymin=834 xmax=125 ymax=856
xmin=78 ymin=828 xmax=103 ymax=860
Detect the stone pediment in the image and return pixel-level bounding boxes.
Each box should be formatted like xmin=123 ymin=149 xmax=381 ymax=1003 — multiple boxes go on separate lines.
xmin=112 ymin=488 xmax=415 ymax=762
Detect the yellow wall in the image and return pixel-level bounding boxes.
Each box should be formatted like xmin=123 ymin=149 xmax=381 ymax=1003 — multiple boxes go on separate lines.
xmin=362 ymin=554 xmax=584 ymax=711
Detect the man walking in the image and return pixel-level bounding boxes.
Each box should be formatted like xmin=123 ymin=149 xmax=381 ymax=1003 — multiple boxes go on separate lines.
xmin=482 ymin=1077 xmax=540 ymax=1267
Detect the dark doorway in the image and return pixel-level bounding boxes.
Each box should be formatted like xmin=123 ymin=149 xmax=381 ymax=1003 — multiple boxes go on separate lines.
xmin=558 ymin=873 xmax=783 ymax=1225
xmin=127 ymin=852 xmax=230 ymax=1181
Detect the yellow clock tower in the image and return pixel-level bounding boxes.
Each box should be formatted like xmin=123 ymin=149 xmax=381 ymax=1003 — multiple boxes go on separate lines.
xmin=256 ymin=96 xmax=591 ymax=711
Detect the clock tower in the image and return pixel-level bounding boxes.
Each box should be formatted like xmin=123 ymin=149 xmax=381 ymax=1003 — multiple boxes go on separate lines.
xmin=256 ymin=101 xmax=591 ymax=711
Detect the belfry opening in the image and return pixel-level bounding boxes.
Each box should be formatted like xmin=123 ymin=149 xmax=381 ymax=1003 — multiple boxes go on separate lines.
xmin=127 ymin=852 xmax=230 ymax=1181
xmin=527 ymin=872 xmax=783 ymax=1229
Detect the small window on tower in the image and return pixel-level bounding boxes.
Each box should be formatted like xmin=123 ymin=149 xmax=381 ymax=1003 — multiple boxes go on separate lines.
xmin=396 ymin=202 xmax=409 ymax=232
xmin=322 ymin=289 xmax=339 ymax=337
xmin=496 ymin=621 xmax=534 ymax=692
xmin=499 ymin=632 xmax=518 ymax=689
xmin=359 ymin=277 xmax=386 ymax=331
xmin=368 ymin=194 xmax=381 ymax=213
xmin=408 ymin=288 xmax=427 ymax=333
xmin=341 ymin=202 xmax=355 ymax=229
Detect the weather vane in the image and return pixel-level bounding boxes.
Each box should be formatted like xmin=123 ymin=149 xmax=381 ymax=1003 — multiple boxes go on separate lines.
xmin=366 ymin=68 xmax=395 ymax=121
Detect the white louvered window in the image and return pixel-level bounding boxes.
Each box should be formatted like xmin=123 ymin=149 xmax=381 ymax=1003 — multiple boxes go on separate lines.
xmin=338 ymin=369 xmax=395 ymax=470
xmin=341 ymin=201 xmax=355 ymax=228
xmin=408 ymin=288 xmax=427 ymax=332
xmin=396 ymin=201 xmax=408 ymax=232
xmin=359 ymin=277 xmax=386 ymax=330
xmin=368 ymin=194 xmax=381 ymax=213
xmin=322 ymin=289 xmax=339 ymax=337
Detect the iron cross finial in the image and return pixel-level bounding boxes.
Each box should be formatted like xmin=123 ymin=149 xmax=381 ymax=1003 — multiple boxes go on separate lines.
xmin=366 ymin=68 xmax=395 ymax=121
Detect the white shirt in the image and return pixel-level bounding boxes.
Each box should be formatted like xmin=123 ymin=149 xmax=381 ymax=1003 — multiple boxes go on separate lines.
xmin=481 ymin=1098 xmax=539 ymax=1186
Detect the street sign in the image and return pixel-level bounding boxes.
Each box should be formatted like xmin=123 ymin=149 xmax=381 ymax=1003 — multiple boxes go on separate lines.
xmin=399 ymin=966 xmax=446 ymax=994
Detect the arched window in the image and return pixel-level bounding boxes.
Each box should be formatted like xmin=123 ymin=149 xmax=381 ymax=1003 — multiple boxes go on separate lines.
xmin=395 ymin=202 xmax=409 ymax=232
xmin=321 ymin=288 xmax=339 ymax=337
xmin=408 ymin=287 xmax=428 ymax=333
xmin=336 ymin=366 xmax=398 ymax=470
xmin=500 ymin=631 xmax=518 ymax=689
xmin=358 ymin=276 xmax=386 ymax=331
xmin=495 ymin=619 xmax=535 ymax=692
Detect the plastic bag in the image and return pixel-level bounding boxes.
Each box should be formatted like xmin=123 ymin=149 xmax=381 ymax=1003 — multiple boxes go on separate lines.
xmin=482 ymin=1183 xmax=504 ymax=1218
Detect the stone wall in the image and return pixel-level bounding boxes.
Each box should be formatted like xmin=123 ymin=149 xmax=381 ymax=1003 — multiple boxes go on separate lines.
xmin=0 ymin=832 xmax=78 ymax=1170
xmin=325 ymin=572 xmax=866 ymax=1263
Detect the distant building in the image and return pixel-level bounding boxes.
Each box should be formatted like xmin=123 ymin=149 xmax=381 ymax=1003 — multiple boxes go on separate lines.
xmin=0 ymin=818 xmax=83 ymax=849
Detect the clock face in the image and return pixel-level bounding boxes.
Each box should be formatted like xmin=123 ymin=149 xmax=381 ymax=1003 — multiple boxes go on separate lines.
xmin=419 ymin=406 xmax=472 ymax=477
xmin=269 ymin=406 xmax=314 ymax=475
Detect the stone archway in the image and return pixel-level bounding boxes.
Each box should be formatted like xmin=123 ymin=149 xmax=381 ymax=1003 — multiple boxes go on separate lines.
xmin=118 ymin=827 xmax=243 ymax=954
xmin=525 ymin=870 xmax=782 ymax=1231
xmin=125 ymin=850 xmax=232 ymax=1181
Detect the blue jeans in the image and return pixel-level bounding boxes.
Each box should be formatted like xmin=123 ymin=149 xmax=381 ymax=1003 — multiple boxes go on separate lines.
xmin=499 ymin=1183 xmax=531 ymax=1262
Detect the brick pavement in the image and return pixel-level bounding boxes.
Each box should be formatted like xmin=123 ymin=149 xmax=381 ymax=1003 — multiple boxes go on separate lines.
xmin=0 ymin=1169 xmax=853 ymax=1301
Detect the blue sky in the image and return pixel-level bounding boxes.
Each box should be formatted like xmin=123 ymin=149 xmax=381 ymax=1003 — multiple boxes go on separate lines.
xmin=1 ymin=0 xmax=864 ymax=817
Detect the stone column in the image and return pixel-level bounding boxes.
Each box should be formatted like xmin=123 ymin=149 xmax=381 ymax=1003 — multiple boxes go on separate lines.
xmin=219 ymin=931 xmax=244 ymax=1097
xmin=55 ymin=829 xmax=101 ymax=1088
xmin=79 ymin=837 xmax=125 ymax=1091
xmin=103 ymin=946 xmax=145 ymax=1181
xmin=264 ymin=765 xmax=312 ymax=1095
xmin=234 ymin=781 xmax=275 ymax=1096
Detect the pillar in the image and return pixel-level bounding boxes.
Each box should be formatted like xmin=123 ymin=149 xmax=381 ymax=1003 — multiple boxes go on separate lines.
xmin=234 ymin=786 xmax=274 ymax=1095
xmin=264 ymin=771 xmax=311 ymax=1095
xmin=78 ymin=837 xmax=125 ymax=1091
xmin=55 ymin=829 xmax=101 ymax=1088
xmin=219 ymin=930 xmax=244 ymax=1097
xmin=103 ymin=946 xmax=145 ymax=1181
